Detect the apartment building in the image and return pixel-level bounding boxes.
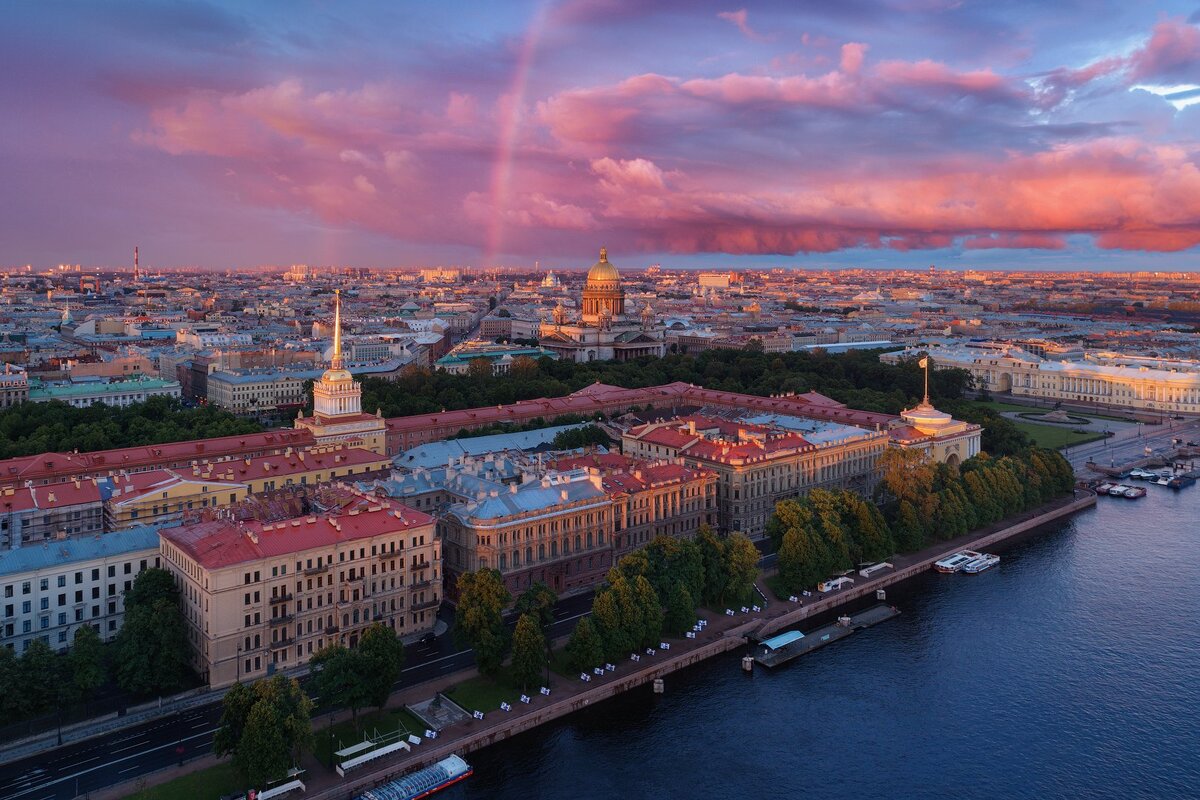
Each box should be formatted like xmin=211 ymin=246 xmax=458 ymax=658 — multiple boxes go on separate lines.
xmin=159 ymin=493 xmax=439 ymax=688
xmin=0 ymin=479 xmax=105 ymax=549
xmin=0 ymin=526 xmax=162 ymax=653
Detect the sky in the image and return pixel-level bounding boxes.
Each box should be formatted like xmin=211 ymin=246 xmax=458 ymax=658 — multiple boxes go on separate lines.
xmin=2 ymin=1 xmax=1200 ymax=271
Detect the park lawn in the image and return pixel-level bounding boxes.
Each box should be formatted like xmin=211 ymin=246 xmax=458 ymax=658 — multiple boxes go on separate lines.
xmin=314 ymin=706 xmax=428 ymax=766
xmin=972 ymin=399 xmax=1135 ymax=424
xmin=1008 ymin=420 xmax=1105 ymax=450
xmin=124 ymin=761 xmax=241 ymax=800
xmin=443 ymin=669 xmax=524 ymax=713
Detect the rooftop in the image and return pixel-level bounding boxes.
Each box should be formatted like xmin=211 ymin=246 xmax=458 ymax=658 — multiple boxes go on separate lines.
xmin=0 ymin=526 xmax=163 ymax=578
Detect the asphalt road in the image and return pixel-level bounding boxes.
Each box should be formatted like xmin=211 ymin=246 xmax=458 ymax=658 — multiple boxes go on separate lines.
xmin=0 ymin=592 xmax=597 ymax=800
xmin=1064 ymin=418 xmax=1200 ymax=475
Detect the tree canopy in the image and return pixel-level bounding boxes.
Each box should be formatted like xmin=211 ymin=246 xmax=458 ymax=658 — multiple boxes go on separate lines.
xmin=114 ymin=568 xmax=191 ymax=696
xmin=453 ymin=569 xmax=511 ymax=676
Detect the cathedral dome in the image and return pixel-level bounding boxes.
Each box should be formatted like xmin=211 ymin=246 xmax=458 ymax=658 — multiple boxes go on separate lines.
xmin=586 ymin=247 xmax=620 ymax=284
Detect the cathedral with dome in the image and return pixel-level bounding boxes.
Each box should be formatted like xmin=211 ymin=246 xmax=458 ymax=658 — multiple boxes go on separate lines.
xmin=538 ymin=248 xmax=666 ymax=363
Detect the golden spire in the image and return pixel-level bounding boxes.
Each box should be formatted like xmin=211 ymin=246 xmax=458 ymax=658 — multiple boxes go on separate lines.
xmin=599 ymin=246 xmax=607 ymax=262
xmin=332 ymin=290 xmax=343 ymax=370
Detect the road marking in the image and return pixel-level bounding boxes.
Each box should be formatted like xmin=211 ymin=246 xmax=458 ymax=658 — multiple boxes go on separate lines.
xmin=118 ymin=765 xmax=141 ymax=774
xmin=400 ymin=649 xmax=471 ymax=673
xmin=56 ymin=757 xmax=98 ymax=772
xmin=109 ymin=740 xmax=149 ymax=754
xmin=190 ymin=722 xmax=209 ymax=729
xmin=0 ymin=729 xmax=216 ymax=800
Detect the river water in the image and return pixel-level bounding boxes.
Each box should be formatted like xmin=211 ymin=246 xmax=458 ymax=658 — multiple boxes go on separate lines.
xmin=446 ymin=489 xmax=1200 ymax=799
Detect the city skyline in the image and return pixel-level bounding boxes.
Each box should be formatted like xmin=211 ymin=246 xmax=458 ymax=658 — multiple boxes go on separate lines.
xmin=3 ymin=1 xmax=1199 ymax=271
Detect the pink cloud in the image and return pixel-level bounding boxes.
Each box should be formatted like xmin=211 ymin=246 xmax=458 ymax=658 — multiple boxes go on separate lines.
xmin=717 ymin=8 xmax=774 ymax=42
xmin=1128 ymin=18 xmax=1200 ymax=82
xmin=840 ymin=42 xmax=868 ymax=75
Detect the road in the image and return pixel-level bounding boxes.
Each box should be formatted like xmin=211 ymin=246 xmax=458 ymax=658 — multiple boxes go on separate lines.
xmin=0 ymin=593 xmax=596 ymax=800
xmin=1064 ymin=417 xmax=1200 ymax=475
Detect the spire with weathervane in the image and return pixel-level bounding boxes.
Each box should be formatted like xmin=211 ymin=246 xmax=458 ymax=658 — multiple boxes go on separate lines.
xmin=311 ymin=289 xmax=361 ymax=419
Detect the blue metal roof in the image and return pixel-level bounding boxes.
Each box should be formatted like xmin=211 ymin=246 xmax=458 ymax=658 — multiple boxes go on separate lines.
xmin=761 ymin=630 xmax=805 ymax=651
xmin=0 ymin=526 xmax=162 ymax=577
xmin=394 ymin=424 xmax=586 ymax=470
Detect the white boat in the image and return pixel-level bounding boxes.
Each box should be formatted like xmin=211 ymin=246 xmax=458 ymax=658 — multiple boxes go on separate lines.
xmin=1122 ymin=486 xmax=1147 ymax=499
xmin=1095 ymin=482 xmax=1115 ymax=494
xmin=961 ymin=553 xmax=1000 ymax=573
xmin=933 ymin=550 xmax=982 ymax=574
xmin=1107 ymin=484 xmax=1132 ymax=496
xmin=817 ymin=576 xmax=855 ymax=592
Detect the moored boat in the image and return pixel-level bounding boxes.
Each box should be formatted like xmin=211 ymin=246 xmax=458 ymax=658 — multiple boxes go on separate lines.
xmin=1122 ymin=486 xmax=1146 ymax=499
xmin=1168 ymin=475 xmax=1196 ymax=489
xmin=1107 ymin=484 xmax=1132 ymax=496
xmin=1095 ymin=482 xmax=1115 ymax=494
xmin=962 ymin=553 xmax=1000 ymax=573
xmin=933 ymin=550 xmax=982 ymax=573
xmin=356 ymin=755 xmax=473 ymax=800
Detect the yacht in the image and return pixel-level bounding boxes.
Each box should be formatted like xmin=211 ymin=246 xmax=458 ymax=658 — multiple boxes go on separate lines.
xmin=933 ymin=550 xmax=982 ymax=573
xmin=962 ymin=553 xmax=1000 ymax=573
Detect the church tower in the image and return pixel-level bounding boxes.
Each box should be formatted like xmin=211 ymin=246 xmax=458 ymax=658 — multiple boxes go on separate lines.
xmin=311 ymin=290 xmax=362 ymax=418
xmin=295 ymin=290 xmax=387 ymax=455
xmin=581 ymin=247 xmax=625 ymax=324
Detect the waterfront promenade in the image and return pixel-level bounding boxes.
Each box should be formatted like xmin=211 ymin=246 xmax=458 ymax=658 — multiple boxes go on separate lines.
xmin=100 ymin=490 xmax=1095 ymax=800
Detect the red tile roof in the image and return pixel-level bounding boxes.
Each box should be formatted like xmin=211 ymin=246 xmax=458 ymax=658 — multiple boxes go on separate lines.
xmin=0 ymin=480 xmax=102 ymax=512
xmin=160 ymin=495 xmax=434 ymax=571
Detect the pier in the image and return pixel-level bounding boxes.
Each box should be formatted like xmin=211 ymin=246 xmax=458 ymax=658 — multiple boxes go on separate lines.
xmin=753 ymin=604 xmax=900 ymax=668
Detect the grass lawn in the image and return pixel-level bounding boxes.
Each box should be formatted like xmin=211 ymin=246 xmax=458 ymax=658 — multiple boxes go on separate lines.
xmin=1008 ymin=421 xmax=1105 ymax=450
xmin=764 ymin=575 xmax=793 ymax=602
xmin=972 ymin=399 xmax=1136 ymax=424
xmin=124 ymin=761 xmax=241 ymax=800
xmin=313 ymin=706 xmax=428 ymax=767
xmin=442 ymin=668 xmax=526 ymax=713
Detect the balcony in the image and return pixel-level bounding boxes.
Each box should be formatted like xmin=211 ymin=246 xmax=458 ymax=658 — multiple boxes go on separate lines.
xmin=268 ymin=614 xmax=294 ymax=627
xmin=410 ymin=559 xmax=431 ymax=571
xmin=411 ymin=598 xmax=440 ymax=612
xmin=410 ymin=579 xmax=433 ymax=591
xmin=377 ymin=550 xmax=398 ymax=560
xmin=324 ymin=624 xmax=339 ymax=635
xmin=270 ymin=636 xmax=296 ymax=649
xmin=303 ymin=563 xmax=330 ymax=576
xmin=269 ymin=592 xmax=293 ymax=605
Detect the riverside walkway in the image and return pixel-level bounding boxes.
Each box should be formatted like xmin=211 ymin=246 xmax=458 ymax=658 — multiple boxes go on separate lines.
xmin=99 ymin=490 xmax=1095 ymax=800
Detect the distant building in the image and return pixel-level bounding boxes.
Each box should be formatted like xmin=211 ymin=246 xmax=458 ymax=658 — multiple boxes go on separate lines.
xmin=436 ymin=342 xmax=557 ymax=375
xmin=160 ymin=492 xmax=439 ymax=688
xmin=0 ymin=364 xmax=28 ymax=408
xmin=885 ymin=343 xmax=1200 ymax=415
xmin=27 ymin=377 xmax=181 ymax=408
xmin=0 ymin=526 xmax=162 ymax=653
xmin=0 ymin=479 xmax=105 ymax=549
xmin=539 ymin=249 xmax=666 ymax=363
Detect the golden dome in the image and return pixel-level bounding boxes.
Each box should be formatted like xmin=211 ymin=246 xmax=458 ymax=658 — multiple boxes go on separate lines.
xmin=586 ymin=247 xmax=620 ymax=284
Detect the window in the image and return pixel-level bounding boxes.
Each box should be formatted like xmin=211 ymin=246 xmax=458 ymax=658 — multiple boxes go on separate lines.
xmin=108 ymin=566 xmax=115 ymax=578
xmin=57 ymin=576 xmax=65 ymax=588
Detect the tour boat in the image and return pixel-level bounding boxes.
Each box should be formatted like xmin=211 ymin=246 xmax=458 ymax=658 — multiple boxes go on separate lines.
xmin=1121 ymin=486 xmax=1147 ymax=499
xmin=355 ymin=755 xmax=473 ymax=800
xmin=933 ymin=551 xmax=982 ymax=573
xmin=1094 ymin=482 xmax=1115 ymax=494
xmin=961 ymin=553 xmax=1000 ymax=573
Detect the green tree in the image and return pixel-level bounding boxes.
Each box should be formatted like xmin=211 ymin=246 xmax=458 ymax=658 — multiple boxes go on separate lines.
xmin=115 ymin=568 xmax=191 ymax=695
xmin=696 ymin=525 xmax=728 ymax=605
xmin=591 ymin=588 xmax=632 ymax=661
xmin=453 ymin=569 xmax=511 ymax=676
xmin=68 ymin=625 xmax=106 ymax=708
xmin=357 ymin=623 xmax=405 ymax=710
xmin=664 ymin=581 xmax=696 ymax=637
xmin=514 ymin=582 xmax=558 ymax=631
xmin=0 ymin=646 xmax=21 ymax=720
xmin=20 ymin=638 xmax=62 ymax=716
xmin=722 ymin=533 xmax=760 ymax=607
xmin=309 ymin=644 xmax=371 ymax=730
xmin=234 ymin=700 xmax=290 ymax=789
xmin=564 ymin=617 xmax=605 ymax=673
xmin=510 ymin=613 xmax=547 ymax=692
xmin=632 ymin=575 xmax=664 ymax=648
xmin=213 ymin=681 xmax=256 ymax=762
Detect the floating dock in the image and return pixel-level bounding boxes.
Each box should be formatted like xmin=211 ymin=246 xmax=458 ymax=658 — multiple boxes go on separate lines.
xmin=752 ymin=604 xmax=900 ymax=668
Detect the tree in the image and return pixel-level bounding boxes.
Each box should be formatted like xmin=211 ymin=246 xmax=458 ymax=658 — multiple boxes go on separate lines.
xmin=551 ymin=425 xmax=612 ymax=450
xmin=466 ymin=358 xmax=493 ymax=381
xmin=309 ymin=645 xmax=370 ymax=729
xmin=19 ymin=639 xmax=62 ymax=717
xmin=723 ymin=533 xmax=760 ymax=608
xmin=68 ymin=625 xmax=106 ymax=708
xmin=213 ymin=681 xmax=256 ymax=761
xmin=510 ymin=613 xmax=547 ymax=691
xmin=357 ymin=623 xmax=405 ymax=710
xmin=0 ymin=646 xmax=20 ymax=720
xmin=632 ymin=576 xmax=664 ymax=649
xmin=696 ymin=525 xmax=728 ymax=606
xmin=514 ymin=582 xmax=557 ymax=631
xmin=664 ymin=581 xmax=696 ymax=637
xmin=564 ymin=617 xmax=604 ymax=673
xmin=115 ymin=568 xmax=191 ymax=695
xmin=235 ymin=700 xmax=290 ymax=789
xmin=453 ymin=569 xmax=511 ymax=676
xmin=591 ymin=588 xmax=632 ymax=661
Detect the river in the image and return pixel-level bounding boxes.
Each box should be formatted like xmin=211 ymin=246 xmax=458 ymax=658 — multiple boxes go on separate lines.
xmin=436 ymin=487 xmax=1200 ymax=799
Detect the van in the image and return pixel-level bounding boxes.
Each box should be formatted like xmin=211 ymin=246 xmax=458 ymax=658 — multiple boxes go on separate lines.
xmin=817 ymin=576 xmax=855 ymax=593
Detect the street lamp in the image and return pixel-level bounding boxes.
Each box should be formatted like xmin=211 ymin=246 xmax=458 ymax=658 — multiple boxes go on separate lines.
xmin=236 ymin=643 xmax=243 ymax=682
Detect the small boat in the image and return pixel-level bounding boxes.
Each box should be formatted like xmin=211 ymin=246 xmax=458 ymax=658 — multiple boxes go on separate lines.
xmin=1106 ymin=484 xmax=1130 ymax=496
xmin=962 ymin=553 xmax=1000 ymax=573
xmin=933 ymin=550 xmax=982 ymax=573
xmin=1122 ymin=486 xmax=1146 ymax=499
xmin=1168 ymin=475 xmax=1196 ymax=489
xmin=1154 ymin=477 xmax=1172 ymax=487
xmin=1128 ymin=469 xmax=1152 ymax=480
xmin=1095 ymin=482 xmax=1115 ymax=494
xmin=356 ymin=755 xmax=473 ymax=800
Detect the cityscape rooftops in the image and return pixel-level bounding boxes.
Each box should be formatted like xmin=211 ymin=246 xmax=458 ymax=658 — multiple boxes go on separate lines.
xmin=0 ymin=525 xmax=162 ymax=577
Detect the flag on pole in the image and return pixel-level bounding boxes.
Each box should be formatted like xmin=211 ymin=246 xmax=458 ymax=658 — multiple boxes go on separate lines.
xmin=919 ymin=357 xmax=929 ymax=368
